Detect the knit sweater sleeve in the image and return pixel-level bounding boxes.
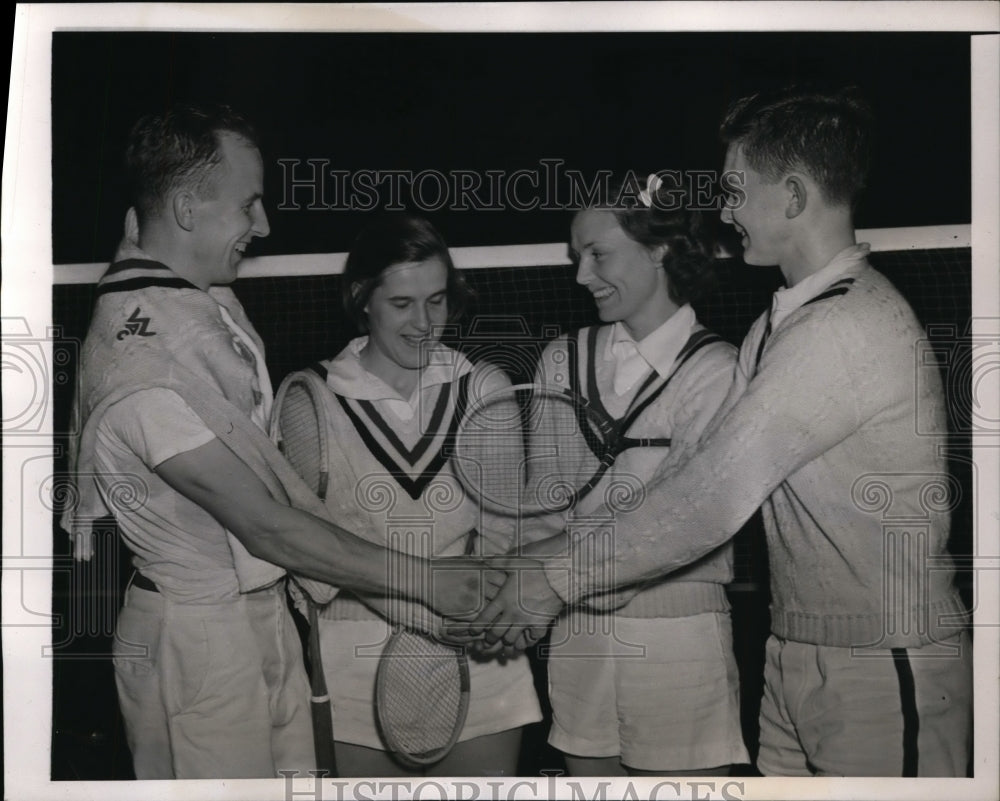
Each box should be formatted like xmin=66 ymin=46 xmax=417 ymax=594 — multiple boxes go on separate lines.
xmin=548 ymin=307 xmax=863 ymax=602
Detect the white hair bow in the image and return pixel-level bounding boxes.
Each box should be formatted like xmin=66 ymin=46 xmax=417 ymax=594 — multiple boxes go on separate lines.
xmin=638 ymin=172 xmax=663 ymax=208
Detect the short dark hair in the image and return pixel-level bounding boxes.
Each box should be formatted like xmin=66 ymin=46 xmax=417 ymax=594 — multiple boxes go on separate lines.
xmin=125 ymin=103 xmax=260 ymax=226
xmin=720 ymin=85 xmax=873 ymax=207
xmin=584 ymin=173 xmax=718 ymax=307
xmin=342 ymin=213 xmax=474 ymax=333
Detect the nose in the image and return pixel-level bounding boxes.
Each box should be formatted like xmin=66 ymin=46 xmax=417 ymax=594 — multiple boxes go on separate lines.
xmin=412 ymin=303 xmax=430 ymax=332
xmin=575 ymin=255 xmax=594 ymax=286
xmin=251 ymin=200 xmax=270 ymax=238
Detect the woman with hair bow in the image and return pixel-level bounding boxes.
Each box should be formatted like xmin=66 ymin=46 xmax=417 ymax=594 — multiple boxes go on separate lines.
xmin=528 ymin=172 xmax=750 ymax=776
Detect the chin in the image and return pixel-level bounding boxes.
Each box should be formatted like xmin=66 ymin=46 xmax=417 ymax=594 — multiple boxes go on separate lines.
xmin=395 ymin=353 xmax=425 ymax=371
xmin=742 ymin=251 xmax=776 ymax=267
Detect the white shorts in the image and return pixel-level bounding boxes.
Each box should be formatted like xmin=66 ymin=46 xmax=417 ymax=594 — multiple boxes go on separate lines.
xmin=318 ymin=619 xmax=543 ymax=750
xmin=757 ymin=632 xmax=972 ymax=776
xmin=545 ymin=611 xmax=749 ymax=771
xmin=113 ymin=582 xmax=315 ymax=779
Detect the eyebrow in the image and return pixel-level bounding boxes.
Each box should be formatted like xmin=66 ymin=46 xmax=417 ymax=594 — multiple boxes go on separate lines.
xmin=387 ymin=288 xmax=447 ymax=301
xmin=574 ymin=239 xmax=602 ymax=253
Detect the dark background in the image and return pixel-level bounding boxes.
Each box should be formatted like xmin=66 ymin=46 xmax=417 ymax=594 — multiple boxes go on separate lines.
xmin=50 ymin=30 xmax=975 ymax=780
xmin=52 ymin=31 xmax=971 ymax=264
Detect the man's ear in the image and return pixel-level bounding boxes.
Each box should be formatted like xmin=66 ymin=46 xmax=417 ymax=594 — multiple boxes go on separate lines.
xmin=172 ymin=191 xmax=196 ymax=232
xmin=785 ymin=175 xmax=807 ymax=220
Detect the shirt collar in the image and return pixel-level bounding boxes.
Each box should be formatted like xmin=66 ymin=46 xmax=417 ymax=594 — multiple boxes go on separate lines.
xmin=324 ymin=337 xmax=473 ymax=402
xmin=771 ymin=243 xmax=871 ymax=327
xmin=604 ymin=304 xmax=698 ymax=378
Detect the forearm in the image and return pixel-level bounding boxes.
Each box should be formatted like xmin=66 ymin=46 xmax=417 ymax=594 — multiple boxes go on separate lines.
xmin=237 ymin=504 xmax=424 ymax=597
xmin=545 ymin=331 xmax=859 ymax=602
xmin=349 ymin=589 xmax=442 ymax=634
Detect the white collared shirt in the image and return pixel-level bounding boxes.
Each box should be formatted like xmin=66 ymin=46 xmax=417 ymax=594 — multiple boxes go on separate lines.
xmin=769 ymin=243 xmax=871 ymax=330
xmin=605 ymin=304 xmax=698 ymax=397
xmin=323 ymin=337 xmax=473 ymax=421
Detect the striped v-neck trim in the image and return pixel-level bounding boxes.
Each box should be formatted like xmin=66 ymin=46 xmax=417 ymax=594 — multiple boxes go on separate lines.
xmin=332 ymin=375 xmax=471 ymax=500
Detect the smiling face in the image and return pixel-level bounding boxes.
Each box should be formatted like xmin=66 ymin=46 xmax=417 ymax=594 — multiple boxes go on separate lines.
xmin=570 ymin=208 xmax=677 ymax=340
xmin=361 ymin=257 xmax=450 ymax=384
xmin=720 ymin=143 xmax=789 ymax=268
xmin=189 ymin=132 xmax=270 ymax=286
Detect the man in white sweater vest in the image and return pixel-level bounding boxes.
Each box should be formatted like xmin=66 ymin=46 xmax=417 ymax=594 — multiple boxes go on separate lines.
xmin=469 ymin=86 xmax=972 ymax=777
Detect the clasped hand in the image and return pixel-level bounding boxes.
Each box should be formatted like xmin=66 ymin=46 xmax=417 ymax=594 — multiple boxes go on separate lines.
xmin=433 ymin=554 xmax=565 ymax=654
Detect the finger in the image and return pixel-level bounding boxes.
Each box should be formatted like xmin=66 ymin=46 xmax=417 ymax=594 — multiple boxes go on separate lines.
xmin=464 ymin=577 xmax=516 ymax=633
xmin=439 ymin=631 xmax=483 ymax=647
xmin=482 ymin=568 xmax=507 ymax=593
xmin=482 ymin=619 xmax=515 ymax=648
xmin=471 ymin=638 xmax=506 ymax=657
xmin=438 ymin=620 xmax=485 ymax=641
xmin=471 ymin=599 xmax=508 ymax=636
xmin=519 ymin=624 xmax=549 ymax=649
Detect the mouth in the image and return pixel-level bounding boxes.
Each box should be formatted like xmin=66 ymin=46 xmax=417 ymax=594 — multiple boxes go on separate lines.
xmin=591 ymin=286 xmax=616 ymax=304
xmin=233 ymin=242 xmax=249 ymax=258
xmin=401 ymin=334 xmax=426 ymax=348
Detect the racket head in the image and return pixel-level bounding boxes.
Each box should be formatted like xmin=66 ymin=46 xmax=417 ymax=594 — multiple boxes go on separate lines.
xmin=272 ymin=371 xmax=331 ymax=500
xmin=375 ymin=628 xmax=471 ymax=767
xmin=451 ymin=383 xmax=614 ymax=517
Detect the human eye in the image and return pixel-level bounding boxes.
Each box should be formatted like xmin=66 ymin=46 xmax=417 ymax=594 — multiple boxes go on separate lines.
xmin=428 ymin=293 xmax=446 ymax=306
xmin=391 ymin=299 xmax=410 ymax=309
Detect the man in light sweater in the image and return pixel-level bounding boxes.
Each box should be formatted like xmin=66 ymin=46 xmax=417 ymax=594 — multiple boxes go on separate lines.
xmin=469 ymin=86 xmax=972 ymax=777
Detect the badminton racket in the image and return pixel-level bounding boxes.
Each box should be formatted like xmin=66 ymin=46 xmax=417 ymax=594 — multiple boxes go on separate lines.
xmin=271 ymin=367 xmax=337 ymax=776
xmin=374 ymin=532 xmax=477 ymax=768
xmin=450 ymin=382 xmax=671 ymax=518
xmin=451 ymin=332 xmax=723 ymax=517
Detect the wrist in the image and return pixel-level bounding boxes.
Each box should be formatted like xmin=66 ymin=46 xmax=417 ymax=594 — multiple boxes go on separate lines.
xmin=540 ymin=558 xmax=574 ymax=604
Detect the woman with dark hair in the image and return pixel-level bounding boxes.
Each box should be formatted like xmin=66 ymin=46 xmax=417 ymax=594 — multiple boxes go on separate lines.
xmin=281 ymin=213 xmax=541 ymax=777
xmin=528 ymin=174 xmax=749 ymax=776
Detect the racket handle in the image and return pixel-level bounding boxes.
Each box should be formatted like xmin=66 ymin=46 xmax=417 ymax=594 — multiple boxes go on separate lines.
xmin=307 ymin=601 xmax=338 ymax=777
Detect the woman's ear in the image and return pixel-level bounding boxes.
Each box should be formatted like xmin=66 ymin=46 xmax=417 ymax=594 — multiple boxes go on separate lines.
xmin=351 ymin=282 xmax=367 ymax=313
xmin=649 ymin=243 xmax=669 ymax=266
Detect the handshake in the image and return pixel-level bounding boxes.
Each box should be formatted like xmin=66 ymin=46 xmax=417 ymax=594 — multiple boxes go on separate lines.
xmin=429 ymin=550 xmax=568 ymax=655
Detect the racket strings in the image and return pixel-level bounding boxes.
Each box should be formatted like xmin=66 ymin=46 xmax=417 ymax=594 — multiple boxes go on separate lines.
xmin=454 ymin=387 xmax=618 ymax=515
xmin=278 ymin=383 xmax=325 ymax=495
xmin=377 ymin=631 xmax=468 ymax=759
xmin=526 ymin=391 xmax=608 ymax=510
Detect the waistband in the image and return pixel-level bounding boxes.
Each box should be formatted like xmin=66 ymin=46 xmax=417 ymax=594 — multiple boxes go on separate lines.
xmin=124 ymin=572 xmax=286 ymax=616
xmin=769 ymin=591 xmax=971 ymax=648
xmin=613 ymin=581 xmax=730 ymax=618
